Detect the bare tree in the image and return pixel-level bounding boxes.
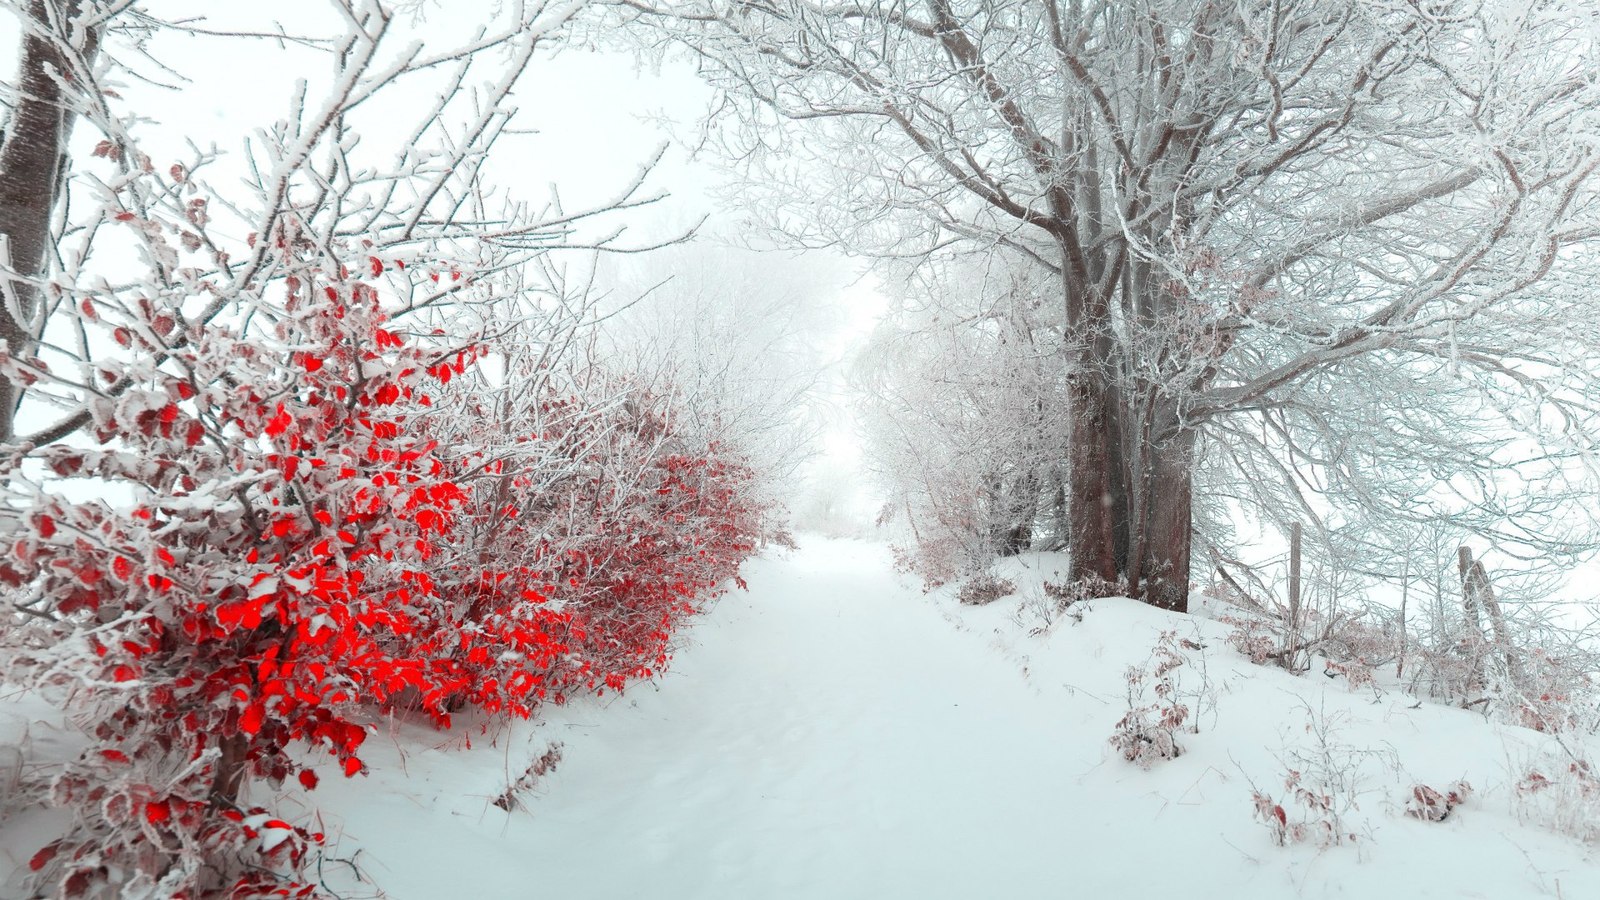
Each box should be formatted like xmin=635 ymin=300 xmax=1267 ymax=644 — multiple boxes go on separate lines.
xmin=621 ymin=0 xmax=1600 ymax=610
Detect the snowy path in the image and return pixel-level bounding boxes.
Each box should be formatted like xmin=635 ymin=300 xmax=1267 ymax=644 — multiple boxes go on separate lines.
xmin=315 ymin=538 xmax=1600 ymax=900
xmin=335 ymin=540 xmax=1136 ymax=898
xmin=518 ymin=540 xmax=1095 ymax=898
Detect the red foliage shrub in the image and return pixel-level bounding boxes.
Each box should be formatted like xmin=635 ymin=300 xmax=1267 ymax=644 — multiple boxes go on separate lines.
xmin=1221 ymin=613 xmax=1279 ymax=666
xmin=2 ymin=261 xmax=482 ymax=895
xmin=1515 ymin=758 xmax=1600 ymax=843
xmin=397 ymin=370 xmax=761 ymax=717
xmin=0 ymin=242 xmax=764 ymax=895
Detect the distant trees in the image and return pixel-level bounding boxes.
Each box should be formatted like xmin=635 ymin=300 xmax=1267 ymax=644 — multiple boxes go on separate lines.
xmin=593 ymin=240 xmax=838 ymax=519
xmin=623 ymin=0 xmax=1600 ymax=609
xmin=856 ymin=255 xmax=1067 ymax=583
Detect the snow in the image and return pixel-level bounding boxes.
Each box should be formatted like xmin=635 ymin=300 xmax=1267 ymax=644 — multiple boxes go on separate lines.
xmin=4 ymin=536 xmax=1599 ymax=898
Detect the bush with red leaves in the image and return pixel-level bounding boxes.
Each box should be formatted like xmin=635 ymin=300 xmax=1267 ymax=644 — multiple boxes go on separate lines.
xmin=1405 ymin=780 xmax=1472 ymax=822
xmin=1109 ymin=631 xmax=1191 ymax=768
xmin=384 ymin=362 xmax=762 ymax=719
xmin=0 ymin=238 xmax=765 ymax=896
xmin=0 ymin=249 xmax=486 ymax=894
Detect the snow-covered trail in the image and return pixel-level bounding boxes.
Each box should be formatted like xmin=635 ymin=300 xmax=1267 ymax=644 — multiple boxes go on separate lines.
xmin=518 ymin=539 xmax=1099 ymax=898
xmin=333 ymin=539 xmax=1145 ymax=898
xmin=316 ymin=537 xmax=1600 ymax=900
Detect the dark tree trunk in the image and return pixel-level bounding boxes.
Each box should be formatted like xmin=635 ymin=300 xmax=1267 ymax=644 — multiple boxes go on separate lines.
xmin=1065 ymin=264 xmax=1195 ymax=609
xmin=1135 ymin=421 xmax=1195 ymax=613
xmin=1065 ymin=368 xmax=1124 ymax=590
xmin=0 ymin=0 xmax=98 ymax=442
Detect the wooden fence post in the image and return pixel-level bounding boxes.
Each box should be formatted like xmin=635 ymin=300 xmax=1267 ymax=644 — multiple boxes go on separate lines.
xmin=1286 ymin=522 xmax=1302 ymax=670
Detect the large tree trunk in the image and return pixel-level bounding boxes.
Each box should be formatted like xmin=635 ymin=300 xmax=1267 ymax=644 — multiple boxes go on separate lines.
xmin=1066 ymin=258 xmax=1196 ymax=609
xmin=1065 ymin=367 xmax=1124 ymax=590
xmin=1063 ymin=228 xmax=1132 ymax=593
xmin=0 ymin=0 xmax=98 ymax=442
xmin=1135 ymin=420 xmax=1195 ymax=612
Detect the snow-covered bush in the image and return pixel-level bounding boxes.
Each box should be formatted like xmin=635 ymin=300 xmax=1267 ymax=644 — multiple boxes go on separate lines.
xmin=1405 ymin=780 xmax=1472 ymax=823
xmin=1514 ymin=757 xmax=1600 ymax=844
xmin=0 ymin=244 xmax=766 ymax=895
xmin=957 ymin=573 xmax=1017 ymax=607
xmin=1245 ymin=706 xmax=1383 ymax=849
xmin=1 ymin=249 xmax=477 ymax=895
xmin=494 ymin=742 xmax=564 ymax=813
xmin=403 ymin=363 xmax=763 ymax=713
xmin=1220 ymin=613 xmax=1280 ymax=667
xmin=1110 ymin=632 xmax=1191 ymax=768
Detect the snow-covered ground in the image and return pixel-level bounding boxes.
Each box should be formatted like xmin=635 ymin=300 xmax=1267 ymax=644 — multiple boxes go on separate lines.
xmin=3 ymin=536 xmax=1598 ymax=898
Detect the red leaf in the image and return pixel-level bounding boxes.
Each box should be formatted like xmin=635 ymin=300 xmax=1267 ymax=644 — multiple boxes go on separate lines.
xmin=344 ymin=756 xmax=363 ymax=778
xmin=145 ymin=801 xmax=170 ymax=824
xmin=265 ymin=405 xmax=292 ymax=437
xmin=298 ymin=769 xmax=319 ymax=791
xmin=369 ymin=256 xmax=384 ymax=277
xmin=240 ymin=702 xmax=264 ymax=736
xmin=28 ymin=845 xmax=55 ymax=872
xmin=37 ymin=515 xmax=55 ymax=539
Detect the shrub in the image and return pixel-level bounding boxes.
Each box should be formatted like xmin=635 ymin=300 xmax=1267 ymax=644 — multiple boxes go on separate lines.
xmin=1220 ymin=613 xmax=1279 ymax=667
xmin=1245 ymin=706 xmax=1379 ymax=849
xmin=493 ymin=742 xmax=564 ymax=813
xmin=403 ymin=369 xmax=761 ymax=714
xmin=1405 ymin=780 xmax=1472 ymax=822
xmin=2 ymin=259 xmax=472 ymax=896
xmin=0 ymin=245 xmax=766 ymax=895
xmin=1514 ymin=757 xmax=1600 ymax=844
xmin=1110 ymin=631 xmax=1190 ymax=768
xmin=957 ymin=574 xmax=1017 ymax=606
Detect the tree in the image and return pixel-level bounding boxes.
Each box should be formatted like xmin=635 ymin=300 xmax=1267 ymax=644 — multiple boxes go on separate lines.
xmin=621 ymin=0 xmax=1600 ymax=611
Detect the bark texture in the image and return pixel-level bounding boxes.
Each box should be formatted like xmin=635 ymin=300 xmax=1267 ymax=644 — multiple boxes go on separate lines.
xmin=0 ymin=0 xmax=97 ymax=441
